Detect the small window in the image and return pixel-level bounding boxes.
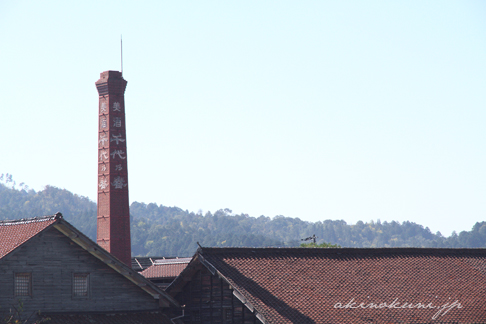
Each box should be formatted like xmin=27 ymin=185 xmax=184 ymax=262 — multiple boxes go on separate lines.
xmin=73 ymin=273 xmax=89 ymax=297
xmin=15 ymin=273 xmax=32 ymax=296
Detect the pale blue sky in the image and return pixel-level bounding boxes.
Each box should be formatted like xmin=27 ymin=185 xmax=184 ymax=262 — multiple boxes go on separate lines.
xmin=0 ymin=1 xmax=485 ymax=236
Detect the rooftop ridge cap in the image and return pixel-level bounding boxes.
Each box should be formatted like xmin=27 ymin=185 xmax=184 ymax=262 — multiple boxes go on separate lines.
xmin=201 ymin=247 xmax=486 ymax=253
xmin=152 ymin=260 xmax=191 ymax=265
xmin=0 ymin=214 xmax=60 ymax=226
xmin=201 ymin=246 xmax=486 ymax=250
xmin=162 ymin=258 xmax=192 ymax=260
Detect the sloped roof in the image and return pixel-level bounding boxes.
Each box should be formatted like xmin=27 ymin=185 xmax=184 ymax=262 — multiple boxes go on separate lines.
xmin=132 ymin=256 xmax=164 ymax=271
xmin=141 ymin=258 xmax=191 ymax=279
xmin=169 ymin=247 xmax=486 ymax=324
xmin=0 ymin=213 xmax=178 ymax=308
xmin=0 ymin=214 xmax=59 ymax=259
xmin=43 ymin=310 xmax=172 ymax=324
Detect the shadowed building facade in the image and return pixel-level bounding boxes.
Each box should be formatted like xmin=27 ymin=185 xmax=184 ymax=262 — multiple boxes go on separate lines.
xmin=0 ymin=214 xmax=178 ymax=323
xmin=95 ymin=71 xmax=131 ymax=266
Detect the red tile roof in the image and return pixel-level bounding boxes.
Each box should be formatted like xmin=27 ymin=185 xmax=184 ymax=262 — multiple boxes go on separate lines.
xmin=0 ymin=214 xmax=59 ymax=259
xmin=173 ymin=247 xmax=486 ymax=324
xmin=132 ymin=256 xmax=166 ymax=271
xmin=42 ymin=311 xmax=173 ymax=324
xmin=141 ymin=258 xmax=191 ymax=279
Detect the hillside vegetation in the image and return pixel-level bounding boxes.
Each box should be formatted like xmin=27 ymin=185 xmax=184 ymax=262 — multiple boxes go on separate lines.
xmin=1 ymin=178 xmax=485 ymax=257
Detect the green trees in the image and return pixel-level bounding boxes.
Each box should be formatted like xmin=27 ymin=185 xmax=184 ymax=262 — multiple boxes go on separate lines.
xmin=129 ymin=204 xmax=284 ymax=256
xmin=0 ymin=180 xmax=96 ymax=240
xmin=2 ymin=179 xmax=486 ymax=257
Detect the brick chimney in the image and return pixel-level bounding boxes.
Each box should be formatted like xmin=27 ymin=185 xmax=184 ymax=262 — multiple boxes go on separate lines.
xmin=95 ymin=71 xmax=131 ymax=266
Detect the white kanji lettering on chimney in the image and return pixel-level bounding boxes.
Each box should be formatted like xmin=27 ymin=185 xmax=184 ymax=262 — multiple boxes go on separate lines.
xmin=110 ymin=149 xmax=126 ymax=159
xmin=110 ymin=134 xmax=125 ymax=145
xmin=99 ymin=150 xmax=109 ymax=161
xmin=99 ymin=133 xmax=108 ymax=146
xmin=113 ymin=117 xmax=122 ymax=127
xmin=99 ymin=177 xmax=109 ymax=190
xmin=112 ymin=176 xmax=127 ymax=189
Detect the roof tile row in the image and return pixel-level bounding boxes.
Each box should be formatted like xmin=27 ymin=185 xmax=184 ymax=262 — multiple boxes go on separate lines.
xmin=195 ymin=247 xmax=486 ymax=324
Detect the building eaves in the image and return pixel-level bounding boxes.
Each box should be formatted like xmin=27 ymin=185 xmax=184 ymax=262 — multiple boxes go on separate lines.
xmin=167 ymin=248 xmax=269 ymax=324
xmin=52 ymin=217 xmax=179 ymax=307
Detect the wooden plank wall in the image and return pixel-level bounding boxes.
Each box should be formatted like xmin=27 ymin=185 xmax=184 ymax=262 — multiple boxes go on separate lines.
xmin=0 ymin=227 xmax=159 ymax=319
xmin=176 ymin=267 xmax=261 ymax=324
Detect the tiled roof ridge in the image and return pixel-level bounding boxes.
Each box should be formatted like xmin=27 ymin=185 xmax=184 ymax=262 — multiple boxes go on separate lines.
xmin=0 ymin=213 xmax=62 ymax=226
xmin=153 ymin=258 xmax=192 ymax=265
xmin=200 ymin=246 xmax=486 ymax=251
xmin=199 ymin=246 xmax=486 ymax=256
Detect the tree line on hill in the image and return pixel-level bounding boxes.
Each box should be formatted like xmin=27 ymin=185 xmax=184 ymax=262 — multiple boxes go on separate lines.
xmin=1 ymin=179 xmax=485 ymax=257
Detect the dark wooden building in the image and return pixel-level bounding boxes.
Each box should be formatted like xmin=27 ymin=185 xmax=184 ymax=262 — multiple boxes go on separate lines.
xmin=167 ymin=247 xmax=486 ymax=324
xmin=168 ymin=261 xmax=260 ymax=324
xmin=0 ymin=213 xmax=178 ymax=323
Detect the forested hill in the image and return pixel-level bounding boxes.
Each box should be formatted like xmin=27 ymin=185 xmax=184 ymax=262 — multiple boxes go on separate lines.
xmin=1 ymin=180 xmax=485 ymax=257
xmin=0 ymin=181 xmax=97 ymax=239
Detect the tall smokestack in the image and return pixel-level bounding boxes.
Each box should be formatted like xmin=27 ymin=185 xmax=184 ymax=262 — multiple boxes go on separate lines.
xmin=95 ymin=71 xmax=131 ymax=266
